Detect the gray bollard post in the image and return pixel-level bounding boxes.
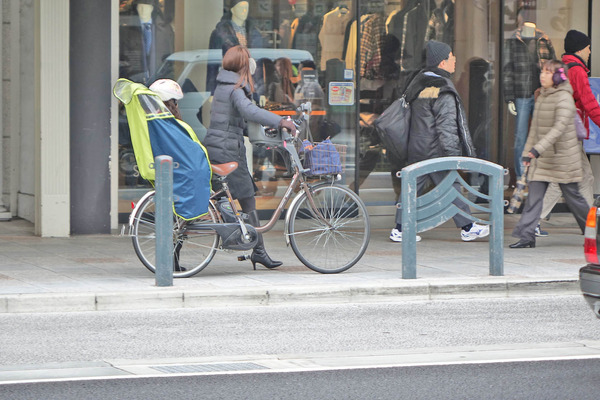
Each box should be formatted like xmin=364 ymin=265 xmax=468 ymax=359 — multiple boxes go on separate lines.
xmin=154 ymin=155 xmax=174 ymax=287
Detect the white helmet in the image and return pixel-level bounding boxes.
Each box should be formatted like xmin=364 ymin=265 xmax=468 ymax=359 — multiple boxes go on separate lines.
xmin=149 ymin=79 xmax=184 ymax=101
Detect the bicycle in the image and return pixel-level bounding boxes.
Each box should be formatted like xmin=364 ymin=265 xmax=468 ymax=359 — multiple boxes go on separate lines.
xmin=128 ymin=118 xmax=370 ymax=277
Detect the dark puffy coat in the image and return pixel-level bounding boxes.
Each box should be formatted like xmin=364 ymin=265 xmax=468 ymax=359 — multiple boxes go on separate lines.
xmin=203 ymin=70 xmax=282 ymax=199
xmin=405 ymin=69 xmax=475 ymax=164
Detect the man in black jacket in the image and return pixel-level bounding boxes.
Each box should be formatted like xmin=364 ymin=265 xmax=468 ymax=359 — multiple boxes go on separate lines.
xmin=390 ymin=40 xmax=489 ymax=243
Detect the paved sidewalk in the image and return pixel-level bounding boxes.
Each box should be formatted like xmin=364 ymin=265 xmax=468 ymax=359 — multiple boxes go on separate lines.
xmin=0 ymin=214 xmax=586 ymax=313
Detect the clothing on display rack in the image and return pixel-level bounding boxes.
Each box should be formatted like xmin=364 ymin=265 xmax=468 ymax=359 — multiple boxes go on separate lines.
xmin=386 ymin=0 xmax=429 ymax=71
xmin=503 ymin=22 xmax=555 ymax=178
xmin=360 ymin=13 xmax=386 ymax=80
xmin=292 ymin=10 xmax=321 ymax=59
xmin=318 ymin=5 xmax=353 ymax=71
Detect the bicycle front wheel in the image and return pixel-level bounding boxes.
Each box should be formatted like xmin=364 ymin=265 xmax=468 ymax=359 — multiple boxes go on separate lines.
xmin=131 ymin=192 xmax=219 ymax=278
xmin=288 ymin=183 xmax=370 ymax=273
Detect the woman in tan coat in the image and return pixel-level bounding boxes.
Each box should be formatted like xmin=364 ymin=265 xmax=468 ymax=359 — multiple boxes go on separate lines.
xmin=510 ymin=60 xmax=589 ymax=248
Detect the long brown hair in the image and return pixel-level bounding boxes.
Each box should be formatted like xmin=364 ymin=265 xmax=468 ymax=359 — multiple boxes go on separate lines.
xmin=275 ymin=57 xmax=294 ymax=102
xmin=222 ymin=45 xmax=254 ymax=92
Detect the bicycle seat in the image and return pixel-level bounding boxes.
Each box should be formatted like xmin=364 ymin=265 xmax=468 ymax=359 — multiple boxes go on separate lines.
xmin=211 ymin=162 xmax=238 ymax=177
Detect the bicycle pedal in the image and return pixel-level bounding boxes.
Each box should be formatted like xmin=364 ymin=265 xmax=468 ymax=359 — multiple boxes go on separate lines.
xmin=237 ymin=255 xmax=250 ymax=261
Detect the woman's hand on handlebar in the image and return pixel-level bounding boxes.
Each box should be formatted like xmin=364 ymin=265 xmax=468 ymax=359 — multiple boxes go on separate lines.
xmin=279 ymin=118 xmax=297 ymax=136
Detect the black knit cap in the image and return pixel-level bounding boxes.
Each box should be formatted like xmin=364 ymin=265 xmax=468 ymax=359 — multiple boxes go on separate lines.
xmin=230 ymin=0 xmax=248 ymax=8
xmin=425 ymin=40 xmax=452 ymax=68
xmin=564 ymin=30 xmax=590 ymax=53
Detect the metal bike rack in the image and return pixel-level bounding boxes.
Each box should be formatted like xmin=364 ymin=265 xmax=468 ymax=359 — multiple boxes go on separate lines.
xmin=398 ymin=156 xmax=505 ymax=279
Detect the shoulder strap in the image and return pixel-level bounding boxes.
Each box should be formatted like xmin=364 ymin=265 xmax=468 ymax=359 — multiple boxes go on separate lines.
xmin=567 ymin=62 xmax=583 ymax=70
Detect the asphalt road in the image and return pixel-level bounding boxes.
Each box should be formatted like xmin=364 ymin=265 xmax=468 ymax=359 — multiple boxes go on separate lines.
xmin=1 ymin=295 xmax=599 ymax=365
xmin=2 ymin=295 xmax=600 ymax=398
xmin=2 ymin=358 xmax=600 ymax=399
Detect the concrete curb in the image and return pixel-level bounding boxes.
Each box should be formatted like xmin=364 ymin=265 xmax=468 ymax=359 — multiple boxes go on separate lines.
xmin=0 ymin=278 xmax=580 ymax=314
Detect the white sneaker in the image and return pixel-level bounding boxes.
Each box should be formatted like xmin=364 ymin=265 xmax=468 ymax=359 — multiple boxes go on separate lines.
xmin=461 ymin=223 xmax=490 ymax=242
xmin=389 ymin=228 xmax=422 ymax=242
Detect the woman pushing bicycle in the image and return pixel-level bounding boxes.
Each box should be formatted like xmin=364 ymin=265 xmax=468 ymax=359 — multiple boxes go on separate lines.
xmin=202 ymin=45 xmax=297 ymax=269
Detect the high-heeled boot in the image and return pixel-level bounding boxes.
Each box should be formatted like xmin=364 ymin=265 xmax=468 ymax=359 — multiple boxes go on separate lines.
xmin=247 ymin=210 xmax=282 ymax=269
xmin=173 ymin=240 xmax=187 ymax=272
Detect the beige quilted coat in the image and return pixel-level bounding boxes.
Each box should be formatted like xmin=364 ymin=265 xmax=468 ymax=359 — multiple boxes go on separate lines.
xmin=524 ymin=82 xmax=582 ymax=183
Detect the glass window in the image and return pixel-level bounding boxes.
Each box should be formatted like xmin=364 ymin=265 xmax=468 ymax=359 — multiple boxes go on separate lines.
xmin=117 ymin=0 xmax=591 ymax=219
xmin=118 ymin=0 xmax=358 ymax=217
xmin=502 ymin=0 xmax=589 ymax=186
xmin=355 ymin=0 xmax=456 ymax=203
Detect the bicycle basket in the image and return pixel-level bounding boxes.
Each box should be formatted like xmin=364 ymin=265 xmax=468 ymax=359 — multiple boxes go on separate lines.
xmin=300 ymin=139 xmax=346 ymax=176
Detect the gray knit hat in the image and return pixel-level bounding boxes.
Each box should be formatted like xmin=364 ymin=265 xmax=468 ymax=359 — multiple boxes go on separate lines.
xmin=426 ymin=40 xmax=452 ymax=68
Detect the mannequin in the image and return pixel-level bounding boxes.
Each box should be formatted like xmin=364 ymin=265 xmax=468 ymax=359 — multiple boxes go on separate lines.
xmin=521 ymin=21 xmax=535 ymax=38
xmin=231 ymin=1 xmax=249 ymax=27
xmin=207 ymin=0 xmax=264 ymax=94
xmin=119 ymin=0 xmax=174 ymax=83
xmin=137 ymin=3 xmax=153 ymax=23
xmin=507 ymin=23 xmax=535 ymax=115
xmin=503 ymin=20 xmax=555 ymax=179
xmin=138 ymin=3 xmax=153 ymax=63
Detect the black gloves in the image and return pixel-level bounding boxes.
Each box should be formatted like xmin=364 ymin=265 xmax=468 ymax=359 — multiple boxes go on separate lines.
xmin=279 ymin=118 xmax=297 ymax=134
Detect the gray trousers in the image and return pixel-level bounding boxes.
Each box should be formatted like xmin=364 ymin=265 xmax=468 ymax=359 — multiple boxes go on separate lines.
xmin=513 ymin=180 xmax=588 ymax=241
xmin=540 ymin=143 xmax=594 ymax=219
xmin=395 ymin=171 xmax=472 ymax=228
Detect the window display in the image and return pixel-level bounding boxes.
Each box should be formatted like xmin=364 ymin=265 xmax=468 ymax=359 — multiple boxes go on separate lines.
xmin=116 ymin=0 xmax=590 ymax=218
xmin=118 ymin=0 xmax=359 ymax=216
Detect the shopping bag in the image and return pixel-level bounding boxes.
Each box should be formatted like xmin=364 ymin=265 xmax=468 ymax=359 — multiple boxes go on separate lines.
xmin=507 ymin=167 xmax=529 ymax=214
xmin=575 ymin=109 xmax=588 ymax=140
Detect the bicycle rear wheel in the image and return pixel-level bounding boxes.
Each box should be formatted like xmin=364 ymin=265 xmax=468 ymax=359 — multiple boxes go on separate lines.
xmin=131 ymin=192 xmax=219 ymax=278
xmin=288 ymin=183 xmax=370 ymax=273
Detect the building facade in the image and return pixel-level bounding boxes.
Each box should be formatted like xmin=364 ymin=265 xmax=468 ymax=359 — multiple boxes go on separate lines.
xmin=1 ymin=0 xmax=598 ymax=236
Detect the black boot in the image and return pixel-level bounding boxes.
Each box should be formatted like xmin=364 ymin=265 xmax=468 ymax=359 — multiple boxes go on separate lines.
xmin=173 ymin=240 xmax=187 ymax=272
xmin=247 ymin=210 xmax=282 ymax=270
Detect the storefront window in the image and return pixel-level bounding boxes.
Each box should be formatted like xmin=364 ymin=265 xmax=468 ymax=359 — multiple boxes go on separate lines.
xmin=117 ymin=0 xmax=591 ymax=218
xmin=118 ymin=0 xmax=358 ymax=217
xmin=502 ymin=0 xmax=589 ymax=185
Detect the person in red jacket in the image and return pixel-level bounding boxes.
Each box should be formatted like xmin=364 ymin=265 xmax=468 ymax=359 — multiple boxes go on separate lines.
xmin=538 ymin=30 xmax=596 ymax=235
xmin=562 ymin=30 xmax=600 ymax=134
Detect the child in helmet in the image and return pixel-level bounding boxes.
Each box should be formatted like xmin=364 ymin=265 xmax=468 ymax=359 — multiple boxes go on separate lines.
xmin=149 ymin=78 xmax=184 ymax=120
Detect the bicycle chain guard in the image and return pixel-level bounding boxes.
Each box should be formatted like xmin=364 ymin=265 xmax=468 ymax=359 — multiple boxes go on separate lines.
xmin=219 ymin=224 xmax=259 ymax=251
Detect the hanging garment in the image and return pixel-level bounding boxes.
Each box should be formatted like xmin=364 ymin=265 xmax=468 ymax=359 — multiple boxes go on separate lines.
xmin=387 ymin=0 xmax=429 ymax=71
xmin=318 ymin=7 xmax=353 ymax=70
xmin=360 ymin=13 xmax=386 ymax=79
